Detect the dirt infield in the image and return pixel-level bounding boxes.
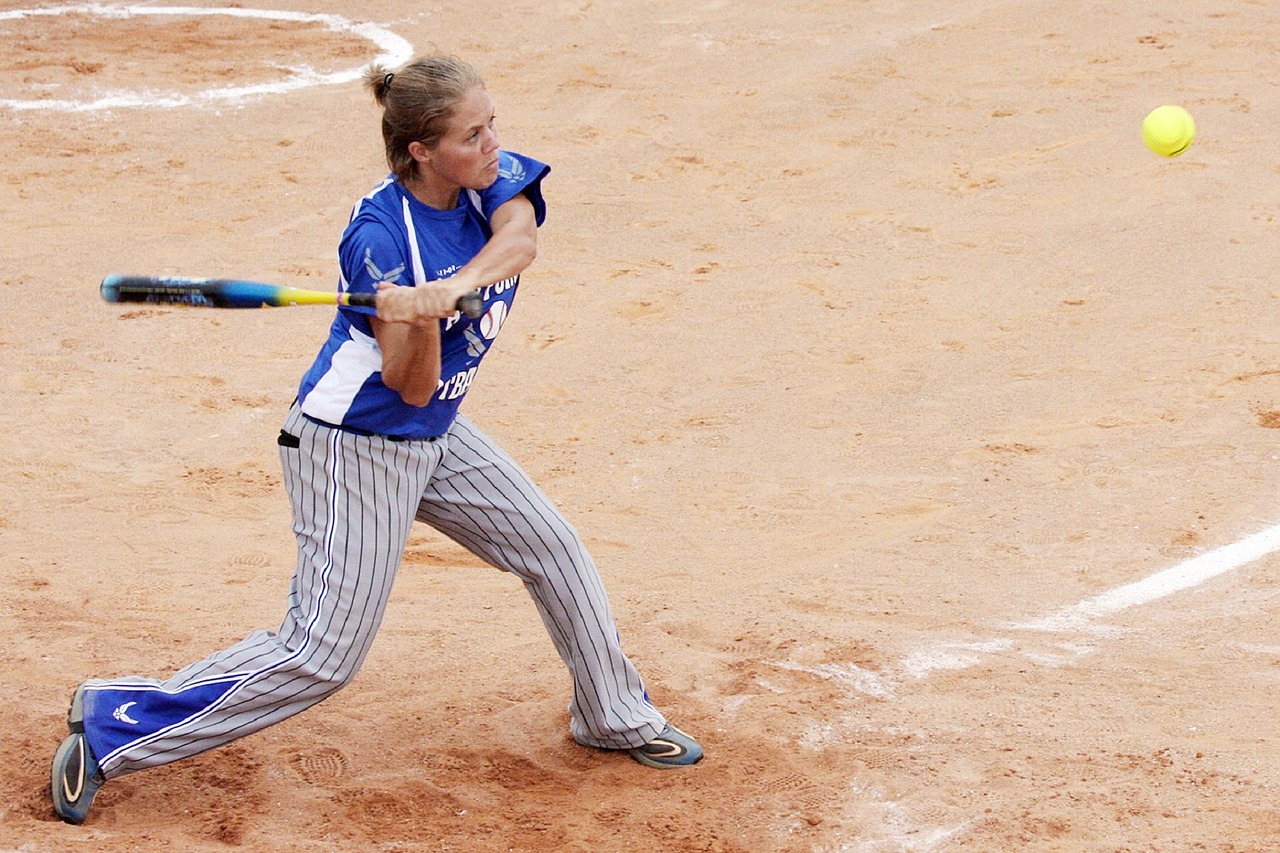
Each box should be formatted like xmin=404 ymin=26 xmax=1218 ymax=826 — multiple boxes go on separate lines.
xmin=3 ymin=1 xmax=1280 ymax=850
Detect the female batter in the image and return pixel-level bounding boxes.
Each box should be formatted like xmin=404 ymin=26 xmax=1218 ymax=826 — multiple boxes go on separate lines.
xmin=52 ymin=54 xmax=701 ymax=825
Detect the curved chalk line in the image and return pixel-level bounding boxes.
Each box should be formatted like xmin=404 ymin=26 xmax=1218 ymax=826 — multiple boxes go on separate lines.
xmin=0 ymin=4 xmax=413 ymax=112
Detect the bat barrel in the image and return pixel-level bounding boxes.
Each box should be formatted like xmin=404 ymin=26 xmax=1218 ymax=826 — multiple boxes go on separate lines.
xmin=100 ymin=275 xmax=278 ymax=308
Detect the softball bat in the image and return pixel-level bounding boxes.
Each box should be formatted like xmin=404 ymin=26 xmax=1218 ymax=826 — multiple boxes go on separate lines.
xmin=100 ymin=275 xmax=485 ymax=318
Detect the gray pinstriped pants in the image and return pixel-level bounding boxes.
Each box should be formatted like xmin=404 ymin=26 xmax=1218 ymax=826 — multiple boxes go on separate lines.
xmin=87 ymin=403 xmax=665 ymax=778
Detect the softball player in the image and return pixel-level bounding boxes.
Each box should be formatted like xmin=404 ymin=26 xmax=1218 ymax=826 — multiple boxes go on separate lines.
xmin=52 ymin=54 xmax=701 ymax=825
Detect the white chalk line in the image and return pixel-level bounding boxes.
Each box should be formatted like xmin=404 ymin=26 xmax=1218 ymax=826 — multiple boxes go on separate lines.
xmin=0 ymin=4 xmax=414 ymax=112
xmin=775 ymin=522 xmax=1280 ymax=851
xmin=770 ymin=520 xmax=1280 ymax=699
xmin=1016 ymin=522 xmax=1280 ymax=631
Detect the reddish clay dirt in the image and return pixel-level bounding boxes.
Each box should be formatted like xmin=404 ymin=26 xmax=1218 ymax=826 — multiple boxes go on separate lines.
xmin=2 ymin=2 xmax=1279 ymax=851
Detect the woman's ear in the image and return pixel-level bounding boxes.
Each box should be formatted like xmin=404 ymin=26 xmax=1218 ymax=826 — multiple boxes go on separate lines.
xmin=407 ymin=140 xmax=432 ymax=167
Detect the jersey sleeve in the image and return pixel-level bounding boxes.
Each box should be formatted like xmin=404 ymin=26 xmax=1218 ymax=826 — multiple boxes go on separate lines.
xmin=478 ymin=151 xmax=550 ymax=226
xmin=336 ymin=213 xmax=413 ymax=320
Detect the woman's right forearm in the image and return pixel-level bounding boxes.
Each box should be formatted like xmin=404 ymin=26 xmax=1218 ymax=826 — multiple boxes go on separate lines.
xmin=373 ymin=318 xmax=442 ymax=407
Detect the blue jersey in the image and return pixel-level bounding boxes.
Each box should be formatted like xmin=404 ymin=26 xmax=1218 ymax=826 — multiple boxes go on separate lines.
xmin=297 ymin=151 xmax=549 ymax=439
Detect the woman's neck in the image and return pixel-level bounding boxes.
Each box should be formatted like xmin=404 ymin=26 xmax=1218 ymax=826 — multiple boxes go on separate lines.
xmin=402 ymin=171 xmax=459 ymax=211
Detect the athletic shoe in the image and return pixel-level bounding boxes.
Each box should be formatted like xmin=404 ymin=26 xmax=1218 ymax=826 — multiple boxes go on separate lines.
xmin=66 ymin=682 xmax=87 ymax=731
xmin=51 ymin=685 xmax=104 ymax=824
xmin=629 ymin=724 xmax=703 ymax=769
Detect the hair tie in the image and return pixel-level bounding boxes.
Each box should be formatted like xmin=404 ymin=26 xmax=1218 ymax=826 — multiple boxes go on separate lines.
xmin=383 ymin=72 xmax=395 ymax=89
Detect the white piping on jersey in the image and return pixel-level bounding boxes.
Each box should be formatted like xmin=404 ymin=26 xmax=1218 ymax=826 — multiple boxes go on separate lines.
xmin=356 ymin=176 xmax=395 ymax=219
xmin=401 ymin=196 xmax=428 ymax=286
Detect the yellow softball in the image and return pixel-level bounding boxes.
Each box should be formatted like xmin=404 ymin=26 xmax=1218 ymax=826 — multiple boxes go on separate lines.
xmin=1142 ymin=105 xmax=1196 ymax=157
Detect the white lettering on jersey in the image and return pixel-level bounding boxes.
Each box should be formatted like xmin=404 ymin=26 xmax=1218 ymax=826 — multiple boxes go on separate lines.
xmin=485 ymin=276 xmax=518 ymax=299
xmin=437 ymin=367 xmax=477 ymax=401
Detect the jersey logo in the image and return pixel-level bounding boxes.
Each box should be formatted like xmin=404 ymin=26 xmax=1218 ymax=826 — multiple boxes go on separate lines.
xmin=363 ymin=249 xmax=406 ymax=285
xmin=462 ymin=301 xmax=509 ymax=357
xmin=479 ymin=299 xmax=508 ymax=340
xmin=464 ymin=324 xmax=490 ymax=358
xmin=112 ymin=701 xmax=140 ymax=725
xmin=498 ymin=154 xmax=526 ymax=183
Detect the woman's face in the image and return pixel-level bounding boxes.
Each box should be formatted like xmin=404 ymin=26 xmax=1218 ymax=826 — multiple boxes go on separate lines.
xmin=425 ymin=85 xmax=501 ymax=192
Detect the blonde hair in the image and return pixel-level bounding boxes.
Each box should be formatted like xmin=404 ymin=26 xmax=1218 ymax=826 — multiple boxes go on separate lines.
xmin=364 ymin=55 xmax=486 ymax=183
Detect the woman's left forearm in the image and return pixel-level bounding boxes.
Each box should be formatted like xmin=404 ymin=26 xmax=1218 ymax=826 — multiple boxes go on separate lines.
xmin=451 ymin=194 xmax=538 ymax=292
xmin=376 ymin=193 xmax=538 ymax=325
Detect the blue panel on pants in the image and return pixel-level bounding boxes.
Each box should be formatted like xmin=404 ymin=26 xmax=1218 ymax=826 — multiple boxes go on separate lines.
xmin=85 ymin=677 xmax=243 ymax=763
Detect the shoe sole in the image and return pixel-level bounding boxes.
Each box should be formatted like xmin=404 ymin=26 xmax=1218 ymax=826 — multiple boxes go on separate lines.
xmin=50 ymin=732 xmax=94 ymax=824
xmin=53 ymin=684 xmax=100 ymax=824
xmin=630 ymin=750 xmax=702 ymax=769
